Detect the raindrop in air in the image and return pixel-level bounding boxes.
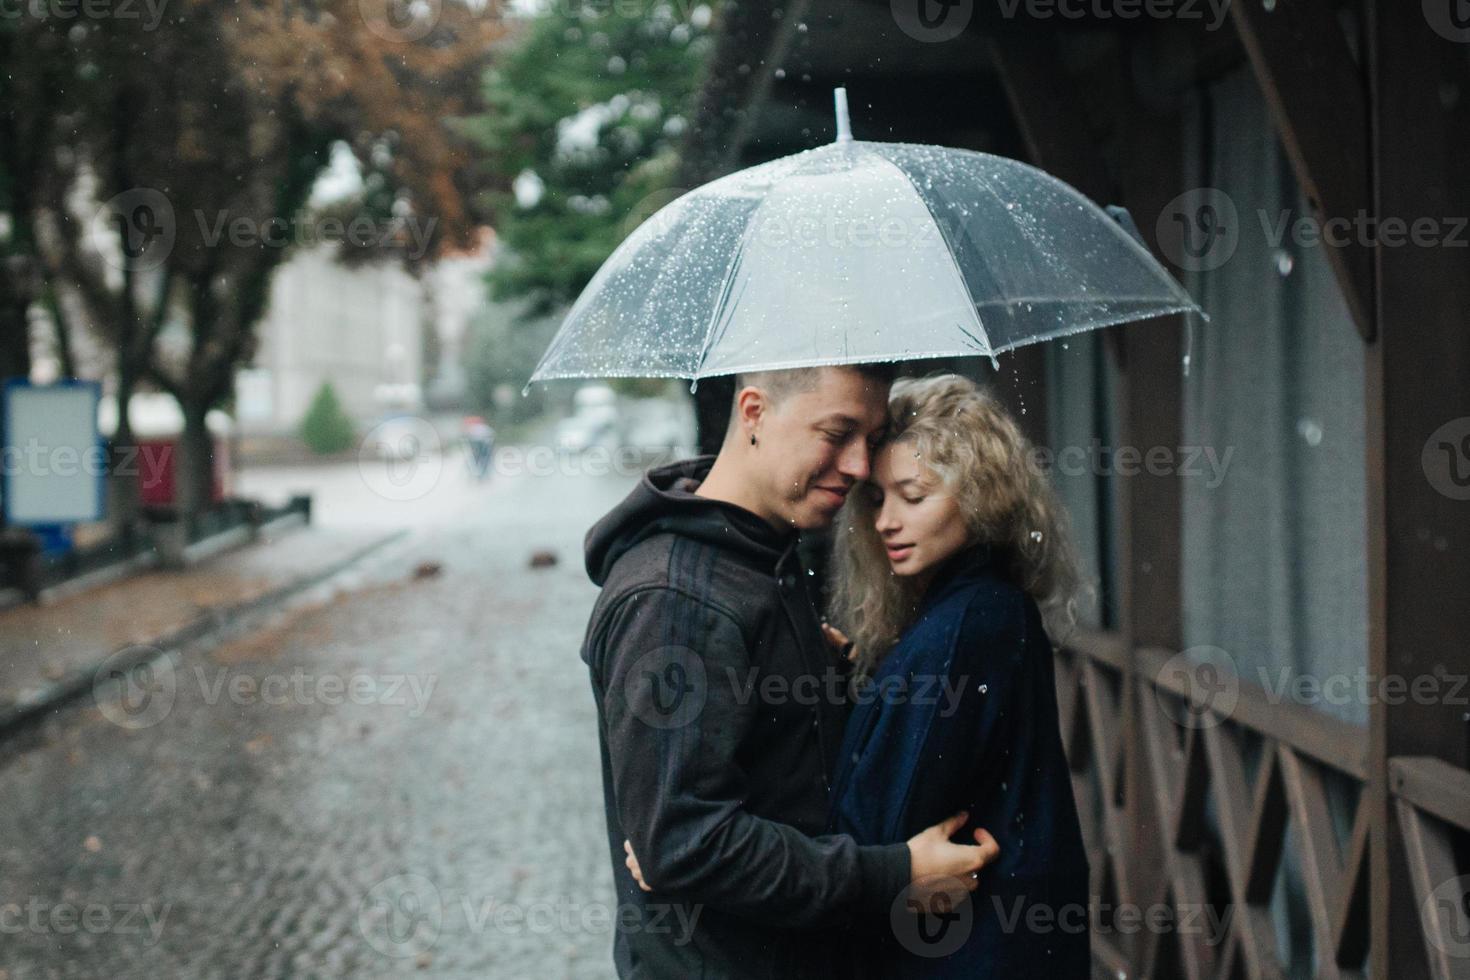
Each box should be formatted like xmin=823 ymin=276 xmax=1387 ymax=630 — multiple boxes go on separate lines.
xmin=1273 ymin=248 xmax=1294 ymax=277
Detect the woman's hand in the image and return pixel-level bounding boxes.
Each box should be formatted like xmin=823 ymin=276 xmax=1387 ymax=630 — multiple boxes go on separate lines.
xmin=820 ymin=621 xmax=858 ymax=663
xmin=623 ymin=839 xmax=651 ymax=893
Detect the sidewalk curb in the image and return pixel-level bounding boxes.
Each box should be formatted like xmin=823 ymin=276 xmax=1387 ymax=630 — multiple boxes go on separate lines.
xmin=0 ymin=528 xmax=409 ymax=741
xmin=0 ymin=510 xmax=313 ymax=615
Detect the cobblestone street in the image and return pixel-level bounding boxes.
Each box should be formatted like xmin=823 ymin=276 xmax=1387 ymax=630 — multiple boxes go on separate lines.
xmin=0 ymin=458 xmax=641 ymax=979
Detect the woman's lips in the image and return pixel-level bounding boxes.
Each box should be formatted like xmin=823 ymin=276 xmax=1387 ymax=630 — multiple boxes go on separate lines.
xmin=886 ymin=544 xmax=915 ymax=561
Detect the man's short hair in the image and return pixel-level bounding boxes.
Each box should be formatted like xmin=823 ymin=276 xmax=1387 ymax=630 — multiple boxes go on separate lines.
xmin=731 ymin=363 xmax=898 ymax=411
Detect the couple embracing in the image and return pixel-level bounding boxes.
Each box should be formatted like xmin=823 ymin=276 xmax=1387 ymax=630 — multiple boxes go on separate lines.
xmin=580 ymin=364 xmax=1091 ymax=978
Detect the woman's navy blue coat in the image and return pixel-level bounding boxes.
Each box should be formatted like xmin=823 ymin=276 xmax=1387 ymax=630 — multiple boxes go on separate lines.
xmin=828 ymin=544 xmax=1091 ymax=977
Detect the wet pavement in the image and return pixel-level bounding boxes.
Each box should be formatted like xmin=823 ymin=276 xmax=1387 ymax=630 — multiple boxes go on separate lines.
xmin=0 ymin=522 xmax=400 ymax=729
xmin=0 ymin=454 xmax=641 ymax=979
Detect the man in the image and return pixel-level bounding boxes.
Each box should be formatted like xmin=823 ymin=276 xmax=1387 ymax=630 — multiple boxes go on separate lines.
xmin=581 ymin=364 xmax=997 ymax=978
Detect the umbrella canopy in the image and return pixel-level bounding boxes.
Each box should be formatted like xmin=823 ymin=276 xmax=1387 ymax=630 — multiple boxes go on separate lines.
xmin=527 ymin=90 xmax=1202 ymax=391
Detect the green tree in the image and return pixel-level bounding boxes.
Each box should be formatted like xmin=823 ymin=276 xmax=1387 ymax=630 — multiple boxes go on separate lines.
xmin=298 ymin=382 xmax=357 ymax=455
xmin=459 ymin=1 xmax=717 ymax=316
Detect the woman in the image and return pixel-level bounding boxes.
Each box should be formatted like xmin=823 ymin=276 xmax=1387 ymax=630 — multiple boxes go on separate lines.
xmin=821 ymin=372 xmax=1091 ymax=977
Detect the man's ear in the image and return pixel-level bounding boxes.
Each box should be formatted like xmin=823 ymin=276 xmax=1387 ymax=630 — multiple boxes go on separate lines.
xmin=733 ymin=385 xmax=768 ymax=434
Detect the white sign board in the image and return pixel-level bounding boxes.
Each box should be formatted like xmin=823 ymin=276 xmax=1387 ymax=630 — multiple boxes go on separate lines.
xmin=2 ymin=380 xmax=105 ymax=525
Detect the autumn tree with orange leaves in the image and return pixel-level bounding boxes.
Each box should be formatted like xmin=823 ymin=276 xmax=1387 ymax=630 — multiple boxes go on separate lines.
xmin=1 ymin=0 xmax=502 ymax=531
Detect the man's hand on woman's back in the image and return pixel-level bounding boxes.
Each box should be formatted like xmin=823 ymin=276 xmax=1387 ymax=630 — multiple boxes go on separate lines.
xmin=904 ymin=811 xmax=1000 ymax=913
xmin=621 ymin=810 xmax=1000 ymax=913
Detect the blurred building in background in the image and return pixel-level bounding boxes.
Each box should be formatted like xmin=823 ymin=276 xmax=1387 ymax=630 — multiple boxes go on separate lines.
xmin=235 ymin=228 xmax=495 ymax=436
xmin=424 ymin=227 xmax=497 ymax=411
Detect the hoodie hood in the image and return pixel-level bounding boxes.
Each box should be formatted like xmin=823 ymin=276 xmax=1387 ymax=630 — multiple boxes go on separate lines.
xmin=585 ymin=455 xmax=796 ymax=587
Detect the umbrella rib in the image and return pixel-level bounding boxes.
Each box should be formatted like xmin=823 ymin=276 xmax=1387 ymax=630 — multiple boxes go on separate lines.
xmin=986 ymin=303 xmax=1207 ymax=353
xmin=691 ymin=199 xmax=768 ymax=386
xmin=866 ymin=148 xmax=994 ymax=355
xmin=971 ymin=294 xmax=1204 ymax=306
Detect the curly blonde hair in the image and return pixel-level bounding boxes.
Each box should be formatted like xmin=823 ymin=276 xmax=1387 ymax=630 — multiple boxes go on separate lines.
xmin=828 ymin=373 xmax=1089 ymax=671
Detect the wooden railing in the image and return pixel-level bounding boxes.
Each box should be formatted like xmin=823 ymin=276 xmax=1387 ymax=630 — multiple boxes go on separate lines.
xmin=1058 ymin=629 xmax=1470 ymax=980
xmin=1393 ymin=757 xmax=1470 ymax=980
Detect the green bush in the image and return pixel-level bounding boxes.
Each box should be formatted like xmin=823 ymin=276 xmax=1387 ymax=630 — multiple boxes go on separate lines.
xmin=299 ymin=381 xmax=357 ymax=455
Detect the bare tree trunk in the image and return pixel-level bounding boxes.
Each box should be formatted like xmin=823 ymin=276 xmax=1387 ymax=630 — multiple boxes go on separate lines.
xmin=42 ymin=282 xmax=76 ymax=380
xmin=176 ymin=397 xmax=214 ymax=533
xmin=0 ymin=258 xmax=35 ymax=384
xmin=109 ymin=358 xmax=143 ymax=543
xmin=0 ymin=260 xmax=36 ymax=533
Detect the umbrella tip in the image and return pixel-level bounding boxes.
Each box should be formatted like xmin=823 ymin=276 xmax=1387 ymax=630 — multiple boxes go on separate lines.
xmin=833 ymin=87 xmax=852 ymax=144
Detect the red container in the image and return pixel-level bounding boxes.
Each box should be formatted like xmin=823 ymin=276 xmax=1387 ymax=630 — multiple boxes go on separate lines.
xmin=136 ymin=436 xmax=231 ymax=507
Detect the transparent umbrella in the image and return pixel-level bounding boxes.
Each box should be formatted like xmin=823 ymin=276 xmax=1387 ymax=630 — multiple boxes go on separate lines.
xmin=526 ymin=89 xmax=1203 ymax=392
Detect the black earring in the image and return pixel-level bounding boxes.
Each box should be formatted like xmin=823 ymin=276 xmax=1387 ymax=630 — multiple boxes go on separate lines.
xmin=750 ymin=433 xmax=757 ymax=446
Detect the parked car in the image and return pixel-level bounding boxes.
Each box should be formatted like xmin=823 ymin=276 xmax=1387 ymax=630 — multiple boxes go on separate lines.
xmin=556 ymin=385 xmax=620 ymax=453
xmin=365 ymin=415 xmax=430 ymax=461
xmin=555 ymin=414 xmax=617 ymax=454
